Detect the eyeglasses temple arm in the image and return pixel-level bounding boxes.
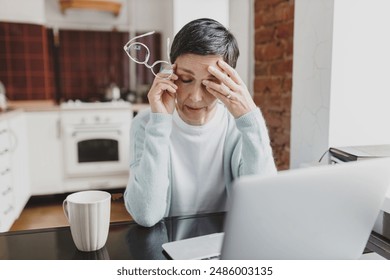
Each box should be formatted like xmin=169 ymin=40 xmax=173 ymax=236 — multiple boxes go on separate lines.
xmin=167 ymin=37 xmax=171 ymax=64
xmin=123 ymin=30 xmax=156 ymax=50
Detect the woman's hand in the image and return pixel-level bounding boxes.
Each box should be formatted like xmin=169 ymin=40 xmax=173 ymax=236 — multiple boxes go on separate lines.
xmin=147 ymin=64 xmax=178 ymax=114
xmin=202 ymin=60 xmax=256 ymax=118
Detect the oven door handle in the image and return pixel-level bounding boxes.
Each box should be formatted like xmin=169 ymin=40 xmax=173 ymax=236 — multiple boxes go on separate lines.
xmin=71 ymin=129 xmax=122 ymax=137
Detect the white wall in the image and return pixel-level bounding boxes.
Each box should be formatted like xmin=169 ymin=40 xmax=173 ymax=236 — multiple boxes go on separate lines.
xmin=291 ymin=0 xmax=334 ymax=168
xmin=172 ymin=0 xmax=229 ymax=34
xmin=229 ymin=0 xmax=253 ymax=93
xmin=0 ymin=0 xmax=45 ymax=24
xmin=128 ymin=0 xmax=172 ymax=34
xmin=329 ymin=0 xmax=390 ymax=147
xmin=291 ymin=0 xmax=390 ymax=168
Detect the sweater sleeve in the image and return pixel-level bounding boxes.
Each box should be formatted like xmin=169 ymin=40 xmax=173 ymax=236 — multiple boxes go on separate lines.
xmin=232 ymin=107 xmax=277 ymax=178
xmin=124 ymin=112 xmax=172 ymax=227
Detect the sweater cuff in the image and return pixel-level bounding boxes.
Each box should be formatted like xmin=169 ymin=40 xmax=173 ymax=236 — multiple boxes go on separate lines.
xmin=235 ymin=107 xmax=263 ymax=129
xmin=150 ymin=112 xmax=173 ymax=124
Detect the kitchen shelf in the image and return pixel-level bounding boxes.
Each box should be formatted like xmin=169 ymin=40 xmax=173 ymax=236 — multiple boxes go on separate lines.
xmin=59 ymin=0 xmax=122 ymax=17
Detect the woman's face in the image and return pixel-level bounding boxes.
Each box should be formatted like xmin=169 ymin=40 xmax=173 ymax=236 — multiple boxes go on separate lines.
xmin=174 ymin=54 xmax=222 ymax=126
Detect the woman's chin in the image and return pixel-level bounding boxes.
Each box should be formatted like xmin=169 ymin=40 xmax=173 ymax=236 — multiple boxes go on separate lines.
xmin=177 ymin=103 xmax=219 ymax=125
xmin=181 ymin=107 xmax=205 ymax=124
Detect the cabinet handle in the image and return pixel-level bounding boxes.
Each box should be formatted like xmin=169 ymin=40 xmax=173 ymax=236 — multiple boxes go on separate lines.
xmin=4 ymin=205 xmax=13 ymax=215
xmin=2 ymin=186 xmax=12 ymax=196
xmin=0 ymin=167 xmax=10 ymax=176
xmin=8 ymin=128 xmax=18 ymax=153
xmin=57 ymin=118 xmax=61 ymax=139
xmin=0 ymin=148 xmax=9 ymax=155
xmin=72 ymin=129 xmax=122 ymax=137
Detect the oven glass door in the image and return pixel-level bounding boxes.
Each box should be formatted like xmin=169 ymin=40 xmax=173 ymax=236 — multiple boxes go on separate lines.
xmin=78 ymin=138 xmax=119 ymax=163
xmin=63 ymin=125 xmax=129 ymax=177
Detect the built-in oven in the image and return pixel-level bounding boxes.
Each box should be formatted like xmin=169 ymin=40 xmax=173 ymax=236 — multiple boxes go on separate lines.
xmin=60 ymin=102 xmax=131 ymax=179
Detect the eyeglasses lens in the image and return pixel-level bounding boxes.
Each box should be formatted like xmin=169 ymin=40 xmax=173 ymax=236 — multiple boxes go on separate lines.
xmin=152 ymin=62 xmax=173 ymax=79
xmin=127 ymin=43 xmax=149 ymax=63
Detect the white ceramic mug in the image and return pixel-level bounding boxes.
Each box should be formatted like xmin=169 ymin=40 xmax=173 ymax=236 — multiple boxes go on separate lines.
xmin=63 ymin=190 xmax=111 ymax=252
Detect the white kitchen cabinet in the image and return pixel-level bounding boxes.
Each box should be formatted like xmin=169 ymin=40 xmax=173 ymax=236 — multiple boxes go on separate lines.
xmin=8 ymin=113 xmax=31 ymax=217
xmin=0 ymin=120 xmax=14 ymax=232
xmin=25 ymin=111 xmax=64 ymax=195
xmin=0 ymin=112 xmax=31 ymax=232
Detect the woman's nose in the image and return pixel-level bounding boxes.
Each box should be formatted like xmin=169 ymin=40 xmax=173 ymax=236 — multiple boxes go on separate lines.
xmin=189 ymin=85 xmax=204 ymax=102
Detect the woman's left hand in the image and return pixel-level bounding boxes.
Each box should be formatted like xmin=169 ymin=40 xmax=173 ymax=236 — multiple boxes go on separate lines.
xmin=202 ymin=59 xmax=256 ymax=118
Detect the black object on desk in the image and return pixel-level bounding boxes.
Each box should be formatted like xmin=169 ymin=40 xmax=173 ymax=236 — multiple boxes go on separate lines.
xmin=0 ymin=212 xmax=225 ymax=260
xmin=329 ymin=144 xmax=390 ymax=163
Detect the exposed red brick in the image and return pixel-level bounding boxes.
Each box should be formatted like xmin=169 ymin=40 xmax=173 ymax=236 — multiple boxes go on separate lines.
xmin=255 ymin=0 xmax=290 ymax=11
xmin=255 ymin=62 xmax=269 ymax=76
xmin=253 ymin=94 xmax=268 ymax=106
xmin=254 ymin=13 xmax=264 ymax=27
xmin=276 ymin=2 xmax=295 ymax=21
xmin=282 ymin=77 xmax=293 ymax=91
xmin=274 ymin=131 xmax=290 ymax=145
xmin=285 ymin=39 xmax=294 ymax=56
xmin=255 ymin=42 xmax=284 ymax=61
xmin=254 ymin=77 xmax=283 ymax=94
xmin=255 ymin=27 xmax=275 ymax=44
xmin=262 ymin=2 xmax=294 ymax=26
xmin=253 ymin=0 xmax=294 ymax=170
xmin=269 ymin=60 xmax=293 ymax=76
xmin=266 ymin=116 xmax=283 ymax=127
xmin=275 ymin=22 xmax=294 ymax=39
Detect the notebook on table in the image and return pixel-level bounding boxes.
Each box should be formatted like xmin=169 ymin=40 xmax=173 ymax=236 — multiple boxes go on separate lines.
xmin=162 ymin=232 xmax=224 ymax=260
xmin=329 ymin=144 xmax=390 ymax=162
xmin=162 ymin=158 xmax=390 ymax=259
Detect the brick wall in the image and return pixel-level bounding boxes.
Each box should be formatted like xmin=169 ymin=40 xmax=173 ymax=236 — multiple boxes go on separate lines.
xmin=254 ymin=0 xmax=294 ymax=170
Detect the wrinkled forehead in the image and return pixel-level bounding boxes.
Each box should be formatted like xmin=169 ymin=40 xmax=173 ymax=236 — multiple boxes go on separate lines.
xmin=175 ymin=54 xmax=222 ymax=76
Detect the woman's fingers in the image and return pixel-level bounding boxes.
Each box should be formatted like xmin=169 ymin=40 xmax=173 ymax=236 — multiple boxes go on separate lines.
xmin=202 ymin=79 xmax=234 ymax=100
xmin=207 ymin=65 xmax=240 ymax=92
xmin=147 ymin=63 xmax=178 ymax=114
xmin=204 ymin=60 xmax=256 ymax=118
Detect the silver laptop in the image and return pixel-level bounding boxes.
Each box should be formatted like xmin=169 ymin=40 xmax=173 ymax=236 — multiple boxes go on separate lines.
xmin=162 ymin=158 xmax=390 ymax=259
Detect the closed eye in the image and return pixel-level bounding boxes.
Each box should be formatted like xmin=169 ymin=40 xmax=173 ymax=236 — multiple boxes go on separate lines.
xmin=180 ymin=78 xmax=193 ymax=83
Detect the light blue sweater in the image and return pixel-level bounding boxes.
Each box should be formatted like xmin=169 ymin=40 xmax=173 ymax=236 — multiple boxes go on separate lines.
xmin=124 ymin=106 xmax=277 ymax=227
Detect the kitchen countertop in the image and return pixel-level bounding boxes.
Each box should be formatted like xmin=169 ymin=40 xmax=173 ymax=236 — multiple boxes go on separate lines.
xmin=7 ymin=100 xmax=150 ymax=113
xmin=7 ymin=100 xmax=59 ymax=112
xmin=0 ymin=107 xmax=24 ymax=121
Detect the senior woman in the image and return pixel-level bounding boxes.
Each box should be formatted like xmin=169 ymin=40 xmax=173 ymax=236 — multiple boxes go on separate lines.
xmin=124 ymin=18 xmax=277 ymax=227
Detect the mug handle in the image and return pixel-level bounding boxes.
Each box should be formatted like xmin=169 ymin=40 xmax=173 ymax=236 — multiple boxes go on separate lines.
xmin=63 ymin=199 xmax=69 ymax=221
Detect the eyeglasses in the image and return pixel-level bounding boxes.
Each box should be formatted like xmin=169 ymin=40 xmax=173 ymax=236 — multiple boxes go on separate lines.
xmin=123 ymin=31 xmax=173 ymax=79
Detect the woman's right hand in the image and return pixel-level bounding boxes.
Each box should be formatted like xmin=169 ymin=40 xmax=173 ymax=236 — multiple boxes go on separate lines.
xmin=147 ymin=64 xmax=178 ymax=114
